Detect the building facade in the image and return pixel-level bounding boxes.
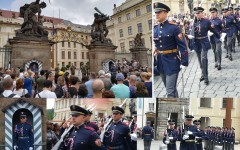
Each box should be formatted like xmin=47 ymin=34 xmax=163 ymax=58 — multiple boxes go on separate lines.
xmin=107 ymin=0 xmax=152 ymax=61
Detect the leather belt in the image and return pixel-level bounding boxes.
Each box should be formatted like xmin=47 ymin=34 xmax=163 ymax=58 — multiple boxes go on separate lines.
xmin=156 ymin=49 xmax=178 ymax=54
xmin=19 ymin=137 xmax=29 ymax=139
xmin=185 ymin=140 xmax=195 ymax=142
xmin=225 ymin=28 xmax=230 ymax=30
xmin=144 ymin=134 xmax=151 ymax=135
xmin=108 ymin=145 xmax=124 ymax=150
xmin=195 ymin=36 xmax=208 ymax=39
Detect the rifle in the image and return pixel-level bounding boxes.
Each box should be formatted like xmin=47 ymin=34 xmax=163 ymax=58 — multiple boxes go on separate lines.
xmin=165 ymin=112 xmax=171 ymax=144
xmin=100 ymin=99 xmax=128 ymax=142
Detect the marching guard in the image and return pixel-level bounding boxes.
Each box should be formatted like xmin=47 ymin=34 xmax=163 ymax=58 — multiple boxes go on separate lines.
xmin=142 ymin=121 xmax=154 ymax=150
xmin=163 ymin=119 xmax=178 ymax=150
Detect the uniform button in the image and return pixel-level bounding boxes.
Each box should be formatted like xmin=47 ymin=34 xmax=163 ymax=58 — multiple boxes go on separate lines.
xmin=160 ymin=45 xmax=162 ymax=47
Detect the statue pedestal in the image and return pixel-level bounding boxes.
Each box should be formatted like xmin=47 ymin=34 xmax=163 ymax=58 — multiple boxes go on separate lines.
xmin=9 ymin=36 xmax=53 ymax=71
xmin=87 ymin=43 xmax=117 ymax=73
xmin=130 ymin=47 xmax=149 ymax=67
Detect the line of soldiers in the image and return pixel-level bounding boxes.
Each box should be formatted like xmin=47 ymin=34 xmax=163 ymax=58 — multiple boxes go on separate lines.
xmin=50 ymin=105 xmax=136 ymax=150
xmin=153 ymin=2 xmax=240 ymax=98
xmin=162 ymin=115 xmax=235 ymax=150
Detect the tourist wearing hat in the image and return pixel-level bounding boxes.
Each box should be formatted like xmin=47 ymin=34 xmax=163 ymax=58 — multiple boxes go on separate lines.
xmin=193 ymin=120 xmax=205 ymax=150
xmin=178 ymin=115 xmax=198 ymax=150
xmin=163 ymin=119 xmax=178 ymax=150
xmin=142 ymin=121 xmax=154 ymax=150
xmin=222 ymin=7 xmax=235 ymax=61
xmin=110 ymin=73 xmax=130 ymax=98
xmin=229 ymin=6 xmax=239 ymax=52
xmin=58 ymin=105 xmax=104 ymax=149
xmin=85 ymin=110 xmax=100 ymax=133
xmin=153 ymin=2 xmax=189 ymax=98
xmin=103 ymin=106 xmax=134 ymax=150
xmin=209 ymin=7 xmax=223 ymax=70
xmin=191 ymin=6 xmax=220 ymax=85
xmin=13 ymin=112 xmax=34 ymax=150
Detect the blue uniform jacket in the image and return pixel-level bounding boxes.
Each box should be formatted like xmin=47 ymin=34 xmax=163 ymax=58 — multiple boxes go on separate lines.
xmin=14 ymin=122 xmax=34 ymax=148
xmin=103 ymin=121 xmax=134 ymax=150
xmin=193 ymin=18 xmax=220 ymax=51
xmin=210 ymin=17 xmax=222 ymax=44
xmin=86 ymin=121 xmax=99 ymax=133
xmin=222 ymin=15 xmax=235 ymax=37
xmin=142 ymin=125 xmax=154 ymax=141
xmin=163 ymin=128 xmax=178 ymax=144
xmin=154 ymin=20 xmax=189 ymax=75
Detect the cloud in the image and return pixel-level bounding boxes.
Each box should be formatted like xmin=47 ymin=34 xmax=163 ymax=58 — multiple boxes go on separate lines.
xmin=10 ymin=0 xmax=125 ymax=25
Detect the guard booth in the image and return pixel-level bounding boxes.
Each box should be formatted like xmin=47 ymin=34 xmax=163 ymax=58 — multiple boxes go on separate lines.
xmin=102 ymin=58 xmax=115 ymax=73
xmin=1 ymin=99 xmax=45 ymax=150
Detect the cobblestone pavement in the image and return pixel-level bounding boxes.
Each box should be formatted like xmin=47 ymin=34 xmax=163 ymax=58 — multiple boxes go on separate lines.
xmin=154 ymin=44 xmax=240 ymax=98
xmin=137 ymin=139 xmax=240 ymax=150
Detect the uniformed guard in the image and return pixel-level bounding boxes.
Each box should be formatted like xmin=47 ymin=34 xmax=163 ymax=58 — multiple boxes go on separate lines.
xmin=209 ymin=7 xmax=223 ymax=70
xmin=178 ymin=115 xmax=198 ymax=150
xmin=163 ymin=119 xmax=178 ymax=150
xmin=189 ymin=6 xmax=220 ymax=85
xmin=222 ymin=7 xmax=235 ymax=61
xmin=229 ymin=127 xmax=235 ymax=150
xmin=193 ymin=120 xmax=205 ymax=150
xmin=142 ymin=121 xmax=154 ymax=150
xmin=235 ymin=7 xmax=240 ymax=46
xmin=154 ymin=2 xmax=189 ymax=98
xmin=229 ymin=6 xmax=239 ymax=53
xmin=222 ymin=127 xmax=228 ymax=150
xmin=85 ymin=110 xmax=100 ymax=134
xmin=13 ymin=112 xmax=34 ymax=150
xmin=103 ymin=106 xmax=134 ymax=150
xmin=60 ymin=105 xmax=105 ymax=150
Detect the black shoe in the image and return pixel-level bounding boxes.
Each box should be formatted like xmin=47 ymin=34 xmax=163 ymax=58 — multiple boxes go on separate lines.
xmin=218 ymin=66 xmax=221 ymax=70
xmin=200 ymin=76 xmax=204 ymax=82
xmin=215 ymin=64 xmax=218 ymax=68
xmin=225 ymin=55 xmax=228 ymax=58
xmin=229 ymin=55 xmax=233 ymax=61
xmin=204 ymin=80 xmax=209 ymax=85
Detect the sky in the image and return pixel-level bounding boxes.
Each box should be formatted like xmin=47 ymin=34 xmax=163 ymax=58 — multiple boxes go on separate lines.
xmin=0 ymin=0 xmax=126 ymax=25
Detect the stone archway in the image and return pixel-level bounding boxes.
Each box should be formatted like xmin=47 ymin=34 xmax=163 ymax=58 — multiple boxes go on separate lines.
xmin=2 ymin=99 xmax=43 ymax=150
xmin=25 ymin=59 xmax=42 ymax=73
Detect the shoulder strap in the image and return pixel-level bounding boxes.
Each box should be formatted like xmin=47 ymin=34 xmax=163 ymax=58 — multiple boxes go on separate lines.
xmin=8 ymin=94 xmax=16 ymax=98
xmin=38 ymin=93 xmax=41 ymax=98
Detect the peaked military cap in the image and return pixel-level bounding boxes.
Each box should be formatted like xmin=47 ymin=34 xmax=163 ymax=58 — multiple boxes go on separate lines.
xmin=87 ymin=110 xmax=93 ymax=115
xmin=193 ymin=119 xmax=201 ymax=124
xmin=168 ymin=119 xmax=175 ymax=124
xmin=20 ymin=112 xmax=27 ymax=117
xmin=209 ymin=7 xmax=218 ymax=12
xmin=185 ymin=115 xmax=194 ymax=119
xmin=153 ymin=2 xmax=170 ymax=13
xmin=222 ymin=7 xmax=229 ymax=12
xmin=112 ymin=106 xmax=124 ymax=114
xmin=194 ymin=7 xmax=204 ymax=12
xmin=70 ymin=105 xmax=88 ymax=115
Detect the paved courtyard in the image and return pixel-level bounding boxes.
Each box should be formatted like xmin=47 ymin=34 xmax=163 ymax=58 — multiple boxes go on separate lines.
xmin=154 ymin=44 xmax=240 ymax=98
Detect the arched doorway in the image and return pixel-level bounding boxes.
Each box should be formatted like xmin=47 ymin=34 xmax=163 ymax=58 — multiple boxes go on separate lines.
xmin=102 ymin=59 xmax=115 ymax=72
xmin=25 ymin=59 xmax=42 ymax=74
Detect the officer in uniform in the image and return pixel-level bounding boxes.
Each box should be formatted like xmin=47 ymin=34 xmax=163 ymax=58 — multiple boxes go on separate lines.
xmin=163 ymin=119 xmax=178 ymax=150
xmin=142 ymin=121 xmax=154 ymax=150
xmin=222 ymin=127 xmax=228 ymax=150
xmin=222 ymin=7 xmax=235 ymax=61
xmin=209 ymin=7 xmax=223 ymax=70
xmin=190 ymin=7 xmax=220 ymax=85
xmin=60 ymin=105 xmax=105 ymax=150
xmin=193 ymin=120 xmax=205 ymax=150
xmin=229 ymin=127 xmax=235 ymax=150
xmin=229 ymin=7 xmax=239 ymax=52
xmin=103 ymin=106 xmax=134 ymax=150
xmin=154 ymin=2 xmax=189 ymax=98
xmin=13 ymin=112 xmax=34 ymax=150
xmin=178 ymin=115 xmax=198 ymax=150
xmin=235 ymin=7 xmax=240 ymax=46
xmin=85 ymin=110 xmax=100 ymax=133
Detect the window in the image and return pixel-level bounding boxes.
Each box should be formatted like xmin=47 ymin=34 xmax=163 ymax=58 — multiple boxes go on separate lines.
xmin=68 ymin=51 xmax=71 ymax=59
xmin=120 ymin=42 xmax=125 ymax=52
xmin=129 ymin=41 xmax=134 ymax=48
xmin=82 ymin=52 xmax=85 ymax=59
xmin=146 ymin=4 xmax=152 ymax=13
xmin=148 ymin=19 xmax=152 ymax=30
xmin=126 ymin=13 xmax=131 ymax=20
xmin=74 ymin=52 xmax=77 ymax=59
xmin=62 ymin=41 xmax=65 ymax=47
xmin=119 ymin=29 xmax=124 ymax=37
xmin=74 ymin=42 xmax=76 ymax=48
xmin=68 ymin=42 xmax=71 ymax=48
xmin=222 ymin=98 xmax=233 ymax=108
xmin=137 ymin=23 xmax=143 ymax=33
xmin=61 ymin=51 xmax=65 ymax=59
xmin=128 ymin=26 xmax=132 ymax=35
xmin=149 ymin=103 xmax=154 ymax=112
xmin=200 ymin=98 xmax=211 ymax=108
xmin=118 ymin=17 xmax=122 ymax=23
xmin=136 ymin=9 xmax=141 ymax=17
xmin=86 ymin=52 xmax=89 ymax=59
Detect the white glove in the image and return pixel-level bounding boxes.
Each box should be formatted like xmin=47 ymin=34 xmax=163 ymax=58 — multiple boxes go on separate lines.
xmin=183 ymin=135 xmax=189 ymax=140
xmin=195 ymin=136 xmax=199 ymax=139
xmin=169 ymin=137 xmax=173 ymax=140
xmin=14 ymin=146 xmax=18 ymax=150
xmin=180 ymin=65 xmax=186 ymax=69
xmin=187 ymin=131 xmax=193 ymax=135
xmin=220 ymin=33 xmax=227 ymax=42
xmin=208 ymin=31 xmax=214 ymax=36
xmin=165 ymin=140 xmax=170 ymax=144
xmin=187 ymin=35 xmax=194 ymax=39
xmin=29 ymin=147 xmax=33 ymax=150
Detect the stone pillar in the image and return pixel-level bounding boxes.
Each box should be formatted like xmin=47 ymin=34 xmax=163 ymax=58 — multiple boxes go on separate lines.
xmin=130 ymin=47 xmax=149 ymax=67
xmin=9 ymin=37 xmax=53 ymax=70
xmin=87 ymin=44 xmax=117 ymax=73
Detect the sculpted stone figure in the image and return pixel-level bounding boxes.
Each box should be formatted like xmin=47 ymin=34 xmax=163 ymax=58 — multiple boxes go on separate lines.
xmin=134 ymin=33 xmax=144 ymax=47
